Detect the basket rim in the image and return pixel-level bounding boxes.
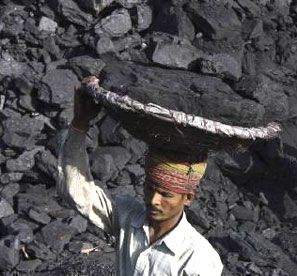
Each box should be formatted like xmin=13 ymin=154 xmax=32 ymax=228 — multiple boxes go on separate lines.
xmin=82 ymin=76 xmax=282 ymax=142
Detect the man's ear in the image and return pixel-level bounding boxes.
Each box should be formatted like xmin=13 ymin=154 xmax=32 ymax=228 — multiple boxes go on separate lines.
xmin=184 ymin=193 xmax=195 ymax=206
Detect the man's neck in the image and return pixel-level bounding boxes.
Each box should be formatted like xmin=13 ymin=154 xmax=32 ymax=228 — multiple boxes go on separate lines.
xmin=148 ymin=212 xmax=183 ymax=245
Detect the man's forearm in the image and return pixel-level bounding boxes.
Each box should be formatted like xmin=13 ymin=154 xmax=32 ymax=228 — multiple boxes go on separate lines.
xmin=57 ymin=126 xmax=114 ymax=233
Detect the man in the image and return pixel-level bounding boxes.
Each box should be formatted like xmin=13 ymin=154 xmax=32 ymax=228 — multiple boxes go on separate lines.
xmin=58 ymin=84 xmax=223 ymax=276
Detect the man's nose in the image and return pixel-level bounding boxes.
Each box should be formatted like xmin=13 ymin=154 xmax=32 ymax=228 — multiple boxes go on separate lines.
xmin=150 ymin=191 xmax=162 ymax=206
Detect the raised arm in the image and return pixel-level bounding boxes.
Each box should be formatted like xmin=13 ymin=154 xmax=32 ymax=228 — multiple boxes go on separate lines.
xmin=57 ymin=80 xmax=115 ymax=234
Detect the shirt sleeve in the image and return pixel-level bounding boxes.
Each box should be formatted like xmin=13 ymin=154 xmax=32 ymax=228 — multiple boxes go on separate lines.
xmin=182 ymin=234 xmax=223 ymax=276
xmin=57 ymin=126 xmax=115 ymax=234
xmin=185 ymin=251 xmax=223 ymax=276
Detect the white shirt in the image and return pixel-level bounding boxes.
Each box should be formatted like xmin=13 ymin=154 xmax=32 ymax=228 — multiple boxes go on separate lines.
xmin=58 ymin=127 xmax=223 ymax=276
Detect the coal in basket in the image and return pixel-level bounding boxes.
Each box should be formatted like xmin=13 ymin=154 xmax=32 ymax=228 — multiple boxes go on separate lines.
xmin=80 ymin=76 xmax=282 ymax=160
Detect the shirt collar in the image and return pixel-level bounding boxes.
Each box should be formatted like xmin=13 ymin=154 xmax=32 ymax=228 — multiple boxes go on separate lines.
xmin=131 ymin=210 xmax=190 ymax=255
xmin=157 ymin=212 xmax=188 ymax=255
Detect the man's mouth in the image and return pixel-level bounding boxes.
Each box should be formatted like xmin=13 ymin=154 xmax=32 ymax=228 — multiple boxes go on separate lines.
xmin=147 ymin=206 xmax=162 ymax=215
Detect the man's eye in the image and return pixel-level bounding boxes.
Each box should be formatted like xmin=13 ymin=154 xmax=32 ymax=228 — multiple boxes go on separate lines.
xmin=161 ymin=192 xmax=173 ymax=198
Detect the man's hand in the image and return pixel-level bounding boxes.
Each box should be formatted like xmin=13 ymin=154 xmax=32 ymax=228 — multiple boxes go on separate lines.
xmin=71 ymin=79 xmax=101 ymax=132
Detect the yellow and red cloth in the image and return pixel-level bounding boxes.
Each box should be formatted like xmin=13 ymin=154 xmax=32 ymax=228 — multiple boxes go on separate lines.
xmin=145 ymin=151 xmax=207 ymax=194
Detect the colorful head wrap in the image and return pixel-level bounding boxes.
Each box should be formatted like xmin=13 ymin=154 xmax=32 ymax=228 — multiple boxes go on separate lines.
xmin=145 ymin=150 xmax=207 ymax=195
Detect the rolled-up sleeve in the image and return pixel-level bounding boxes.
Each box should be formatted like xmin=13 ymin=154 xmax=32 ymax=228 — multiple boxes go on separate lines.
xmin=57 ymin=126 xmax=115 ymax=234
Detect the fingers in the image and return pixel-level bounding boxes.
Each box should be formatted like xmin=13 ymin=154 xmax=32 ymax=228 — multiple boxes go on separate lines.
xmin=73 ymin=76 xmax=101 ymax=118
xmin=75 ymin=76 xmax=100 ymax=95
xmin=81 ymin=76 xmax=100 ymax=85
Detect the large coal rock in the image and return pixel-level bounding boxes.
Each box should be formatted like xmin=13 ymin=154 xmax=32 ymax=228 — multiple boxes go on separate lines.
xmin=49 ymin=0 xmax=94 ymax=27
xmin=67 ymin=56 xmax=105 ymax=79
xmin=0 ymin=236 xmax=20 ymax=271
xmin=37 ymin=69 xmax=78 ymax=107
xmin=185 ymin=1 xmax=242 ymax=40
xmin=6 ymin=147 xmax=44 ymax=173
xmin=94 ymin=9 xmax=132 ymax=38
xmin=1 ymin=116 xmax=45 ymax=150
xmin=0 ymin=55 xmax=27 ymax=78
xmin=151 ymin=2 xmax=195 ymax=41
xmin=152 ymin=37 xmax=203 ymax=69
xmin=41 ymin=220 xmax=76 ymax=253
xmin=90 ymin=146 xmax=132 ymax=182
xmin=101 ymin=60 xmax=265 ymax=127
xmin=0 ymin=197 xmax=14 ymax=219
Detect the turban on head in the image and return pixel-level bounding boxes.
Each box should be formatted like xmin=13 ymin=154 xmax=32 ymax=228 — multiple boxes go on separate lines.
xmin=145 ymin=150 xmax=207 ymax=195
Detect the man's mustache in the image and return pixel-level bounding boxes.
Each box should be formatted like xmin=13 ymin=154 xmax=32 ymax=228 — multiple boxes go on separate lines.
xmin=146 ymin=205 xmax=162 ymax=213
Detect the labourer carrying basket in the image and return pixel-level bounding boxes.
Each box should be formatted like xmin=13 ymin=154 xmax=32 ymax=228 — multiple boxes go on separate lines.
xmin=58 ymin=76 xmax=281 ymax=276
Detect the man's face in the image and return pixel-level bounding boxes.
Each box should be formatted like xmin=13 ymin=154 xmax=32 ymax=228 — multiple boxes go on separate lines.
xmin=144 ymin=182 xmax=193 ymax=223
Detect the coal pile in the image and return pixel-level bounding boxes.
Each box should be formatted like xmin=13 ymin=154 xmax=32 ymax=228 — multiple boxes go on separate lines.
xmin=1 ymin=0 xmax=297 ymax=275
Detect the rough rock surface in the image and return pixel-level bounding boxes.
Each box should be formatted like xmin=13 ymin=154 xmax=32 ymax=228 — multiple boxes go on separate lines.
xmin=101 ymin=60 xmax=266 ymax=127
